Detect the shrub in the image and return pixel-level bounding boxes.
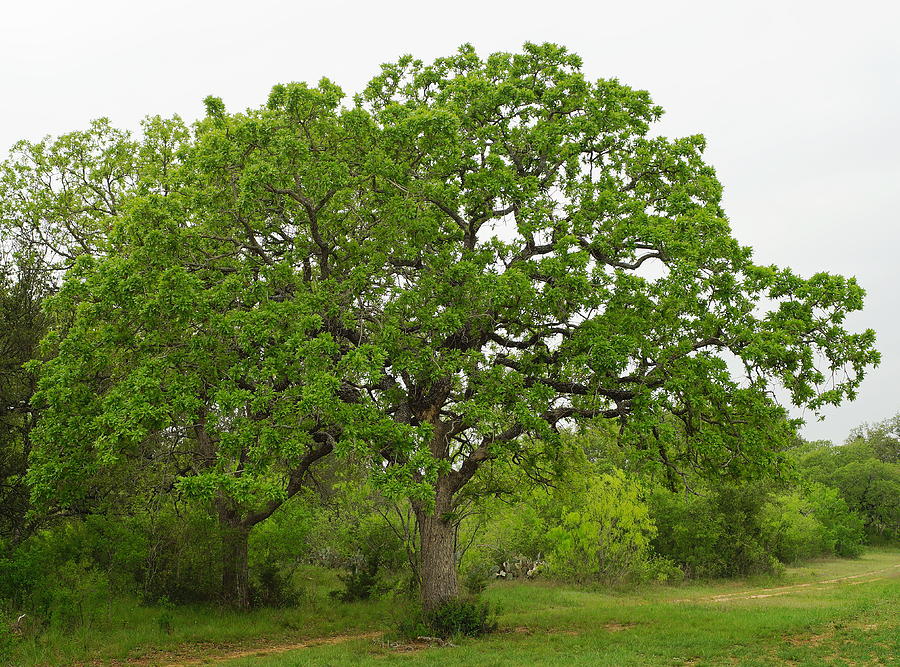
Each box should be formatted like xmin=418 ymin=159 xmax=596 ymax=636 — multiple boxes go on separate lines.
xmin=0 ymin=611 xmax=17 ymax=661
xmin=758 ymin=483 xmax=865 ymax=563
xmin=638 ymin=557 xmax=685 ymax=584
xmin=398 ymin=597 xmax=498 ymax=639
xmin=155 ymin=596 xmax=174 ymax=635
xmin=795 ymin=439 xmax=900 ymax=542
xmin=29 ymin=560 xmax=111 ymax=630
xmin=461 ymin=561 xmax=492 ymax=595
xmin=250 ymin=562 xmax=302 ymax=608
xmin=649 ymin=483 xmax=779 ymax=578
xmin=544 ymin=470 xmax=656 ymax=582
xmin=426 ymin=597 xmax=498 ymax=638
xmin=470 ymin=499 xmax=547 ymax=571
xmin=139 ymin=509 xmax=222 ymax=603
xmin=760 ymin=491 xmax=829 ymax=564
xmin=330 ymin=555 xmax=380 ymax=602
xmin=804 ymin=483 xmax=865 ymax=557
xmin=329 ymin=515 xmax=405 ymax=602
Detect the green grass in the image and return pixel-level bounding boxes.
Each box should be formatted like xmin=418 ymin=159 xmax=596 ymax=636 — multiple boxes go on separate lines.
xmin=5 ymin=564 xmax=407 ymax=666
xmin=7 ymin=550 xmax=899 ymax=666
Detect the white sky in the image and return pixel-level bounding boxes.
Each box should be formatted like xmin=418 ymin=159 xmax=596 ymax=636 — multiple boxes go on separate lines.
xmin=2 ymin=0 xmax=897 ymax=443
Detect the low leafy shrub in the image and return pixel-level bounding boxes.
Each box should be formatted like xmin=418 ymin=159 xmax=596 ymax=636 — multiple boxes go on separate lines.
xmin=652 ymin=479 xmax=866 ymax=578
xmin=760 ymin=491 xmax=829 ymax=563
xmin=330 ymin=555 xmax=380 ymax=602
xmin=637 ymin=556 xmax=685 ymax=584
xmin=650 ymin=483 xmax=781 ymax=578
xmin=760 ymin=484 xmax=864 ymax=562
xmin=804 ymin=483 xmax=866 ymax=557
xmin=397 ymin=597 xmax=498 ymax=639
xmin=472 ymin=501 xmax=547 ymax=572
xmin=29 ymin=560 xmax=111 ymax=630
xmin=545 ymin=470 xmax=657 ymax=583
xmin=329 ymin=513 xmax=407 ymax=602
xmin=250 ymin=562 xmax=302 ymax=607
xmin=140 ymin=510 xmax=222 ymax=603
xmin=155 ymin=596 xmax=174 ymax=635
xmin=426 ymin=597 xmax=498 ymax=638
xmin=0 ymin=611 xmax=18 ymax=661
xmin=461 ymin=562 xmax=492 ymax=595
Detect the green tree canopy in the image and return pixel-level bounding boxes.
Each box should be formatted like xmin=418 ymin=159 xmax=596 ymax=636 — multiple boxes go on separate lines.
xmin=343 ymin=43 xmax=878 ymax=606
xmin=18 ymin=42 xmax=879 ymax=610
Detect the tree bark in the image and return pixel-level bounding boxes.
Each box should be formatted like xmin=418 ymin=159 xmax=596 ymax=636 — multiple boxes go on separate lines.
xmin=219 ymin=507 xmax=251 ymax=608
xmin=415 ymin=476 xmax=459 ymax=611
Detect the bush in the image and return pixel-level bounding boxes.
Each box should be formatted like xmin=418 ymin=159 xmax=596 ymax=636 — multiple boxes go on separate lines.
xmin=329 ymin=515 xmax=406 ymax=602
xmin=758 ymin=483 xmax=865 ymax=564
xmin=638 ymin=557 xmax=685 ymax=584
xmin=331 ymin=555 xmax=380 ymax=602
xmin=468 ymin=500 xmax=547 ymax=572
xmin=139 ymin=509 xmax=222 ymax=603
xmin=398 ymin=597 xmax=498 ymax=639
xmin=795 ymin=439 xmax=900 ymax=542
xmin=654 ymin=478 xmax=865 ymax=578
xmin=0 ymin=507 xmax=224 ymax=610
xmin=804 ymin=483 xmax=866 ymax=557
xmin=248 ymin=497 xmax=316 ymax=605
xmin=28 ymin=560 xmax=111 ymax=630
xmin=461 ymin=561 xmax=492 ymax=595
xmin=0 ymin=611 xmax=18 ymax=661
xmin=250 ymin=562 xmax=302 ymax=607
xmin=155 ymin=596 xmax=174 ymax=635
xmin=760 ymin=491 xmax=830 ymax=564
xmin=650 ymin=483 xmax=780 ymax=578
xmin=544 ymin=470 xmax=657 ymax=582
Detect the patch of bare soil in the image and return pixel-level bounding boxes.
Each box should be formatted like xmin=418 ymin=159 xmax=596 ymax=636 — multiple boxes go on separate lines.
xmin=785 ymin=631 xmax=833 ymax=647
xmin=671 ymin=563 xmax=900 ymax=604
xmin=376 ymin=636 xmax=457 ymax=654
xmin=505 ymin=626 xmax=585 ymax=637
xmin=109 ymin=631 xmax=382 ymax=667
xmin=602 ymin=622 xmax=636 ymax=632
xmin=507 ymin=623 xmax=627 ymax=636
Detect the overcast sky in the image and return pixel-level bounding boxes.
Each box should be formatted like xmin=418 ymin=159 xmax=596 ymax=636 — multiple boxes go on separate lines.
xmin=2 ymin=0 xmax=897 ymax=443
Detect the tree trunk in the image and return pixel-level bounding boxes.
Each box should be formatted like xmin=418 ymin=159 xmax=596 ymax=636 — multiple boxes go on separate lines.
xmin=219 ymin=508 xmax=251 ymax=609
xmin=415 ymin=477 xmax=459 ymax=611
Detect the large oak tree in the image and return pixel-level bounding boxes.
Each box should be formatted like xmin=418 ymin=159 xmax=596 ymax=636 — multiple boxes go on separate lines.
xmin=346 ymin=43 xmax=878 ymax=608
xmin=19 ymin=43 xmax=878 ymax=611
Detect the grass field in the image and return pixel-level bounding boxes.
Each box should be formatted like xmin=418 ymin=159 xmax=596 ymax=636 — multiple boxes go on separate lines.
xmin=7 ymin=549 xmax=899 ymax=666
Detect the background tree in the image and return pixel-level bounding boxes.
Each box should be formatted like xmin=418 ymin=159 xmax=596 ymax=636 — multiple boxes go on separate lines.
xmin=26 ymin=86 xmax=405 ymax=608
xmin=848 ymin=415 xmax=900 ymax=464
xmin=0 ymin=258 xmax=48 ymax=546
xmin=0 ymin=119 xmax=138 ymax=278
xmin=795 ymin=436 xmax=900 ymax=540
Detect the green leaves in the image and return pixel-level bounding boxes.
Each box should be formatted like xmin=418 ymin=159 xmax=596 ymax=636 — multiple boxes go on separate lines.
xmin=15 ymin=42 xmax=879 ymax=523
xmin=544 ymin=470 xmax=657 ymax=582
xmin=349 ymin=43 xmax=879 ymax=499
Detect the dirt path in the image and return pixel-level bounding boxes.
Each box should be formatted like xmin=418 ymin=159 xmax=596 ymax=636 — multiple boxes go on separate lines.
xmin=111 ymin=631 xmax=383 ymax=667
xmin=672 ymin=562 xmax=900 ymax=603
